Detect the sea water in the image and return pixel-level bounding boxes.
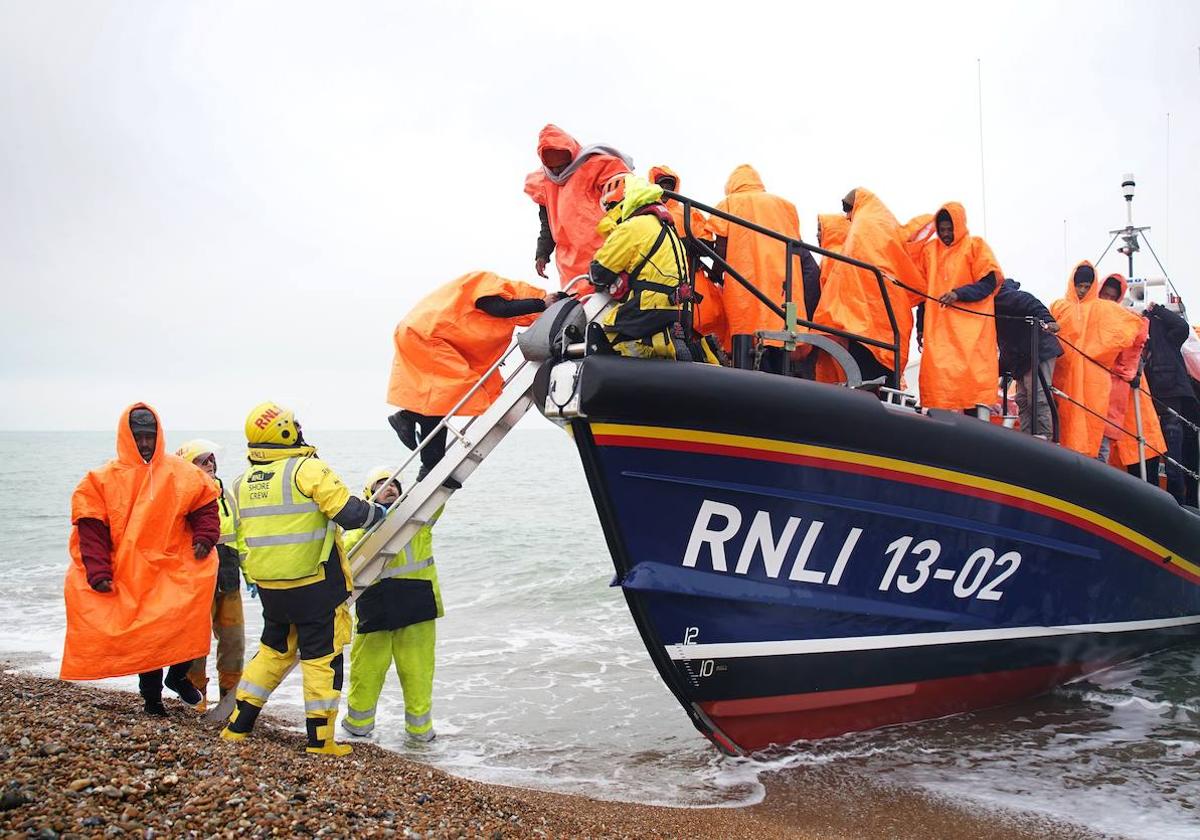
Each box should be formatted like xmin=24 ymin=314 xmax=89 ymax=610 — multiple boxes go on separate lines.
xmin=2 ymin=428 xmax=1197 ymax=838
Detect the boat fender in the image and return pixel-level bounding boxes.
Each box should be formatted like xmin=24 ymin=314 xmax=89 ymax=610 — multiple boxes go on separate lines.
xmin=545 ymin=360 xmax=585 ymax=417
xmin=518 ymin=297 xmax=585 ymax=362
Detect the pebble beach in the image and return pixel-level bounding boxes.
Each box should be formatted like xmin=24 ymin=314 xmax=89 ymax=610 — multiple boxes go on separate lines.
xmin=1 ymin=668 xmax=1114 ymax=840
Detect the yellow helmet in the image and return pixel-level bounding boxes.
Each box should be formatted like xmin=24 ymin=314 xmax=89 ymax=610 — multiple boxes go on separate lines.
xmin=363 ymin=465 xmax=401 ymax=498
xmin=175 ymin=438 xmax=222 ymax=465
xmin=244 ymin=401 xmax=300 ymax=446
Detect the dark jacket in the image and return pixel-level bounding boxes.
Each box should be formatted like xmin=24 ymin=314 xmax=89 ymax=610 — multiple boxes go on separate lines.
xmin=1145 ymin=303 xmax=1195 ymax=400
xmin=994 ymin=279 xmax=1063 ymax=377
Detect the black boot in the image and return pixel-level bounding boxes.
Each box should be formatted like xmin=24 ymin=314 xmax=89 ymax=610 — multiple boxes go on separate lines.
xmin=164 ymin=664 xmax=202 ymax=706
xmin=388 ymin=410 xmax=418 ymax=450
xmin=221 ymin=699 xmax=262 ymax=743
xmin=143 ymin=696 xmax=168 ymax=717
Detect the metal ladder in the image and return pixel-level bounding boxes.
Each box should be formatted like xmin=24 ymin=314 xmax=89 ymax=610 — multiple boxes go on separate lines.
xmin=347 ymin=286 xmax=609 ymax=590
xmin=205 ymin=287 xmax=609 ymax=723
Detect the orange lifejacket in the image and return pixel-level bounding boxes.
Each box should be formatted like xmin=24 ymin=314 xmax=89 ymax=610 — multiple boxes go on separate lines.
xmin=387 ymin=271 xmax=546 ymax=416
xmin=62 ymin=403 xmax=219 ymax=681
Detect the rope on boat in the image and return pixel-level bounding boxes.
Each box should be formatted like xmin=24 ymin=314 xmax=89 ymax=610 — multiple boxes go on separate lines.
xmin=878 ymin=271 xmax=1200 ymax=435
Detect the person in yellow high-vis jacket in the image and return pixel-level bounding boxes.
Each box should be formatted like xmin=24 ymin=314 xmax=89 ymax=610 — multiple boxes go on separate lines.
xmin=341 ymin=466 xmax=444 ymax=743
xmin=220 ymin=403 xmax=388 ymax=757
xmin=177 ymin=440 xmax=246 ymax=711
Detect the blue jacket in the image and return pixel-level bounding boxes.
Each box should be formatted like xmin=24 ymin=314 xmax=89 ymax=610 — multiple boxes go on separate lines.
xmin=994 ymin=279 xmax=1063 ymax=377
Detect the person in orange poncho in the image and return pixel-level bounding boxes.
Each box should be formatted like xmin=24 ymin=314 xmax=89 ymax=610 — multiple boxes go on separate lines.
xmin=387 ymin=272 xmax=553 ymax=482
xmin=916 ymin=203 xmax=1003 ymax=413
xmin=1051 ymin=262 xmax=1146 ymax=457
xmin=816 ymin=214 xmax=850 ymax=290
xmin=705 ymin=165 xmax=818 ymax=359
xmin=524 ymin=124 xmax=632 ymax=289
xmin=63 ymin=404 xmax=220 ymax=717
xmin=903 ymin=214 xmax=937 ymax=261
xmin=649 ymin=164 xmax=727 ymax=343
xmin=1094 ymin=273 xmax=1166 ymax=478
xmin=812 ymin=188 xmax=922 ymax=386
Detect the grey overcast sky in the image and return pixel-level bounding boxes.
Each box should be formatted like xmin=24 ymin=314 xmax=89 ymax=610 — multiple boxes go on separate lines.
xmin=2 ymin=1 xmax=1198 ymax=430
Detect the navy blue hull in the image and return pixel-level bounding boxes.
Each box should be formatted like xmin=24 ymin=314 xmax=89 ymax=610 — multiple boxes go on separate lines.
xmin=544 ymin=357 xmax=1200 ymax=753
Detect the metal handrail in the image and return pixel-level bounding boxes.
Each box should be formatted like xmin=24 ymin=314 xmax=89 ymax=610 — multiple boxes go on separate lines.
xmin=355 ymin=291 xmax=612 ymax=546
xmin=359 ymin=340 xmax=529 ymax=521
xmin=666 ymin=190 xmax=903 ymax=385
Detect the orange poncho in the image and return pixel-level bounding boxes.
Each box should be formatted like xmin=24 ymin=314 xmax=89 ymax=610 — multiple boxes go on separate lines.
xmin=1112 ymin=386 xmax=1166 ymax=468
xmin=816 ymin=213 xmax=850 ymax=290
xmin=903 ymin=214 xmax=936 ymax=263
xmin=524 ymin=124 xmax=631 ymax=288
xmin=812 ymin=188 xmax=922 ymax=378
xmin=387 ymin=271 xmax=546 ymax=417
xmin=1051 ymin=262 xmax=1145 ymax=456
xmin=648 ymin=164 xmax=727 ymax=341
xmin=917 ymin=203 xmax=1003 ymax=410
xmin=704 ymin=165 xmax=801 ymax=345
xmin=62 ymin=404 xmax=219 ymax=681
xmin=1096 ymin=274 xmax=1166 ymax=467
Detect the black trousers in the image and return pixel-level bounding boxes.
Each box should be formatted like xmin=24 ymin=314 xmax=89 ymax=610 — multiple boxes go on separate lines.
xmin=847 ymin=341 xmax=898 ymax=388
xmin=1156 ymin=396 xmax=1200 ymax=506
xmin=138 ymin=662 xmax=191 ymax=699
xmin=409 ymin=411 xmax=447 ymax=478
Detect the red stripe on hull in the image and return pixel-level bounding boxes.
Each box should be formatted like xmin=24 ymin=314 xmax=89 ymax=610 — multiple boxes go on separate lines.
xmin=698 ymin=661 xmax=1104 ymax=753
xmin=594 ymin=433 xmax=1200 ymax=586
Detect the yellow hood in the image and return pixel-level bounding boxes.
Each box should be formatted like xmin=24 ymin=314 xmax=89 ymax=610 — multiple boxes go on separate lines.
xmin=618 ymin=175 xmax=664 ymax=221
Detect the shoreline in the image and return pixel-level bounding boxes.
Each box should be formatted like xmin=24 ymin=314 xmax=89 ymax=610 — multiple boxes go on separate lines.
xmin=0 ymin=668 xmax=1106 ymax=839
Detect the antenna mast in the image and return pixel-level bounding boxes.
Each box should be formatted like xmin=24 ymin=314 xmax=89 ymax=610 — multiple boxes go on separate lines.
xmin=976 ymin=58 xmax=988 ymax=238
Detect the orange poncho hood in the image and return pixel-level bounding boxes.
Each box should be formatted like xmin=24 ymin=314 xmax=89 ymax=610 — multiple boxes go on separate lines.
xmin=935 ymin=202 xmax=969 ymax=246
xmin=648 ymin=164 xmax=680 ymax=190
xmin=724 ymin=164 xmax=765 ymax=196
xmin=1100 ymin=272 xmax=1129 ymax=302
xmin=537 ymin=123 xmax=582 ymax=165
xmin=62 ymin=403 xmax=219 ymax=681
xmin=1066 ymin=261 xmax=1099 ymax=303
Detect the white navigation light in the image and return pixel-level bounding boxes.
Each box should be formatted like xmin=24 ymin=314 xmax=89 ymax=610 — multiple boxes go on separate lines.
xmin=1121 ymin=173 xmax=1136 ymax=201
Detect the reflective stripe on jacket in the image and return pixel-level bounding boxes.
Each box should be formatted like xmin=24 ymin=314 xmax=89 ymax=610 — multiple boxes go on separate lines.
xmin=235 ymin=456 xmax=335 ymax=583
xmin=216 ymin=479 xmax=239 ymax=546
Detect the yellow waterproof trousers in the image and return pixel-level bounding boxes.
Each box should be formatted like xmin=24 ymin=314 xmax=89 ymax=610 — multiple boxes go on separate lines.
xmin=343 ymin=620 xmax=436 ymax=740
xmin=235 ymin=603 xmax=352 ymax=724
xmin=609 ymin=327 xmax=681 ymax=360
xmin=188 ymin=589 xmax=245 ymax=697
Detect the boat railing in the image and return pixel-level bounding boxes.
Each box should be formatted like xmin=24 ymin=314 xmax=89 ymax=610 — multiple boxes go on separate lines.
xmin=662 ymin=191 xmax=1200 ymax=485
xmin=664 ymin=189 xmax=903 ymax=386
